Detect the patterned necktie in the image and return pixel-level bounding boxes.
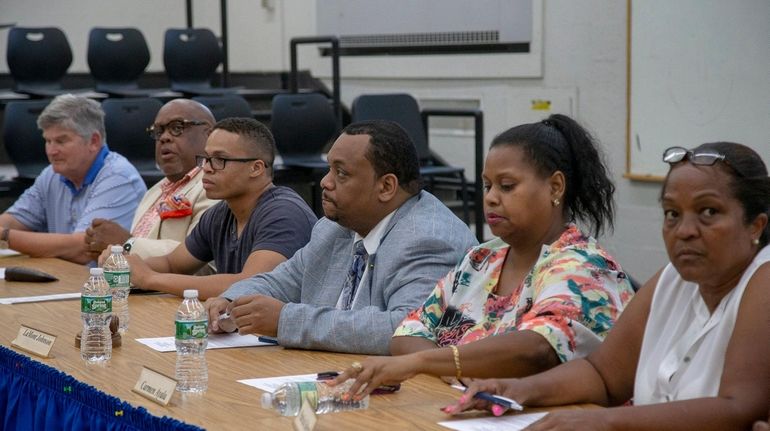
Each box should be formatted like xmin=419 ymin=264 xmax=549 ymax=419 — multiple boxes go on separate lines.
xmin=340 ymin=240 xmax=368 ymax=310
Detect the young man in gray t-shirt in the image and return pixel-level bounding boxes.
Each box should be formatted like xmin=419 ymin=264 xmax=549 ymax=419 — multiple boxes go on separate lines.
xmin=124 ymin=118 xmax=316 ymax=299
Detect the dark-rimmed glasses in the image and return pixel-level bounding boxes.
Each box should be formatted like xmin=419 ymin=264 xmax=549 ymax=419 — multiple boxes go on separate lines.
xmin=146 ymin=120 xmax=208 ymax=140
xmin=662 ymin=146 xmax=744 ymax=177
xmin=195 ymin=155 xmax=260 ymax=171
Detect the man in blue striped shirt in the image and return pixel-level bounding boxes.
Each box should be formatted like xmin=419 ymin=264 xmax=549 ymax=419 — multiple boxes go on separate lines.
xmin=0 ymin=94 xmax=146 ymax=264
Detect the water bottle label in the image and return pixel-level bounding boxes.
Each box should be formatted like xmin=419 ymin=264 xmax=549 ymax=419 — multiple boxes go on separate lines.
xmin=175 ymin=320 xmax=208 ymax=340
xmin=104 ymin=270 xmax=130 ymax=289
xmin=297 ymin=382 xmax=319 ymax=410
xmin=81 ymin=295 xmax=113 ymax=313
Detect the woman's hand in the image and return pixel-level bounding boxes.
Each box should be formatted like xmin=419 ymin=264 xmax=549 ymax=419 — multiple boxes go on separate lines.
xmin=441 ymin=378 xmax=526 ymax=415
xmin=328 ymin=355 xmax=420 ymax=400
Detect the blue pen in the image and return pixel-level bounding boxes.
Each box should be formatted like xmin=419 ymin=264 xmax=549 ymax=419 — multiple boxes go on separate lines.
xmin=257 ymin=336 xmax=279 ymax=345
xmin=451 ymin=384 xmax=523 ymax=411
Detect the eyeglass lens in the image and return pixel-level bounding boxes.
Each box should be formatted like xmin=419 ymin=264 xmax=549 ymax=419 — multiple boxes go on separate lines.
xmin=148 ymin=120 xmax=200 ymax=139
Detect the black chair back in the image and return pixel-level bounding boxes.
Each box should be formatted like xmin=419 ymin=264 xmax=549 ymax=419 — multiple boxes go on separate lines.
xmin=271 ymin=93 xmax=337 ymax=164
xmin=102 ymin=98 xmax=162 ymax=172
xmin=88 ymin=27 xmax=150 ymax=94
xmin=6 ymin=27 xmax=72 ymax=95
xmin=2 ymin=100 xmax=51 ymax=179
xmin=351 ymin=93 xmax=431 ymax=162
xmin=192 ymin=95 xmax=252 ymax=121
xmin=163 ymin=28 xmax=222 ymax=91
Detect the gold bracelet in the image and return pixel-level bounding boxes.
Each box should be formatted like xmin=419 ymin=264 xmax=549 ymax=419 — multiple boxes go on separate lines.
xmin=449 ymin=345 xmax=462 ymax=381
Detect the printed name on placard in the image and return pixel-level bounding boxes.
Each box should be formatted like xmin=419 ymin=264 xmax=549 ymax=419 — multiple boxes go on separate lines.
xmin=11 ymin=325 xmax=57 ymax=358
xmin=132 ymin=367 xmax=177 ymax=406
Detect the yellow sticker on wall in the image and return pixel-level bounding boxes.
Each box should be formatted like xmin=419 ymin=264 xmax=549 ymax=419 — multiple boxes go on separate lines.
xmin=531 ymin=99 xmax=551 ymax=111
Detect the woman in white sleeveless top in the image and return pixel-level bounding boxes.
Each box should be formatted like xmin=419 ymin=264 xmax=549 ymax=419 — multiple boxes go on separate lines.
xmin=442 ymin=142 xmax=770 ymax=430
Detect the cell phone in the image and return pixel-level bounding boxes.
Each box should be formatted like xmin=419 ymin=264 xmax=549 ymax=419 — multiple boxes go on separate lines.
xmin=370 ymin=384 xmax=401 ymax=394
xmin=316 ymin=371 xmax=339 ymax=381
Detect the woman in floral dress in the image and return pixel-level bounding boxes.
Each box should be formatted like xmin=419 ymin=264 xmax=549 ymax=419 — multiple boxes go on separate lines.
xmin=331 ymin=114 xmax=635 ymax=398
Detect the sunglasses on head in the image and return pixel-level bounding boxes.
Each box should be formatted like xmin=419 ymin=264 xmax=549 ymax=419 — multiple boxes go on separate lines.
xmin=662 ymin=146 xmax=744 ymax=177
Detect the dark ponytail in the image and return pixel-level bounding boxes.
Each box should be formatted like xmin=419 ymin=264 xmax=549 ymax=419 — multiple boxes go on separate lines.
xmin=490 ymin=113 xmax=616 ymax=237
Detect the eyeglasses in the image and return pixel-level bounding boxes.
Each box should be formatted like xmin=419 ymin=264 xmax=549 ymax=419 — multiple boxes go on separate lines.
xmin=146 ymin=119 xmax=208 ymax=140
xmin=195 ymin=155 xmax=260 ymax=171
xmin=662 ymin=146 xmax=744 ymax=177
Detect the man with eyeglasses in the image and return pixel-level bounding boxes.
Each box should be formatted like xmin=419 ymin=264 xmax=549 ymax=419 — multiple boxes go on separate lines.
xmin=0 ymin=94 xmax=146 ymax=264
xmin=120 ymin=117 xmax=317 ymax=299
xmin=87 ymin=99 xmax=218 ymax=262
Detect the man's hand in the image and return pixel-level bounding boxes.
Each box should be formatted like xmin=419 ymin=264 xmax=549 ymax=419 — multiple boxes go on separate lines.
xmin=85 ymin=218 xmax=131 ymax=256
xmin=125 ymin=254 xmax=156 ymax=289
xmin=97 ymin=246 xmax=117 ymax=266
xmin=230 ymin=294 xmax=285 ymax=337
xmin=205 ymin=297 xmax=233 ymax=333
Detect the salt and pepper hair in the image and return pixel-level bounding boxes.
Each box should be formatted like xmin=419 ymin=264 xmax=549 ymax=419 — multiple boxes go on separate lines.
xmin=37 ymin=94 xmax=106 ymax=142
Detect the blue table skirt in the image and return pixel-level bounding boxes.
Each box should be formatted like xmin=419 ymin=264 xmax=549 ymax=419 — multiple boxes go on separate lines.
xmin=0 ymin=345 xmax=202 ymax=431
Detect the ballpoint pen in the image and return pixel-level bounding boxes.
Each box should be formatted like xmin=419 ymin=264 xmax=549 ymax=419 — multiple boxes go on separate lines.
xmin=257 ymin=336 xmax=279 ymax=345
xmin=451 ymin=384 xmax=523 ymax=411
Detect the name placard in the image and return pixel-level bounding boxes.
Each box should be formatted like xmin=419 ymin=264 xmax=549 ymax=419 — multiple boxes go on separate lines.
xmin=132 ymin=367 xmax=177 ymax=406
xmin=293 ymin=394 xmax=317 ymax=431
xmin=11 ymin=325 xmax=56 ymax=358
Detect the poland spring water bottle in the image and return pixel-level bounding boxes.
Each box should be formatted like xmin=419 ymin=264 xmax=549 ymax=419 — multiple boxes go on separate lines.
xmin=175 ymin=289 xmax=208 ymax=392
xmin=103 ymin=245 xmax=130 ymax=333
xmin=80 ymin=267 xmax=112 ymax=362
xmin=261 ymin=380 xmax=369 ymax=416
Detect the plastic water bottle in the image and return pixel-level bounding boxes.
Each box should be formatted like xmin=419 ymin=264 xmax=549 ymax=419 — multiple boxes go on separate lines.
xmin=261 ymin=380 xmax=369 ymax=416
xmin=103 ymin=245 xmax=130 ymax=334
xmin=80 ymin=267 xmax=112 ymax=362
xmin=175 ymin=289 xmax=208 ymax=392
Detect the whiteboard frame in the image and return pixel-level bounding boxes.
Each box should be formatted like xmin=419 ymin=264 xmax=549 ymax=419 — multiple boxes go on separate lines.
xmin=625 ymin=0 xmax=770 ymax=182
xmin=625 ymin=0 xmax=665 ymax=183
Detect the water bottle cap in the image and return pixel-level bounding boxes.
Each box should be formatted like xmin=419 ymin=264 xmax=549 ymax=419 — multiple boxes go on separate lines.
xmin=261 ymin=392 xmax=272 ymax=409
xmin=183 ymin=289 xmax=199 ymax=298
xmin=90 ymin=268 xmax=103 ymax=275
xmin=110 ymin=245 xmax=123 ymax=253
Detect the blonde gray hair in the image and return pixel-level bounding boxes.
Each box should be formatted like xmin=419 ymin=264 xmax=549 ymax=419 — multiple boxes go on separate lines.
xmin=37 ymin=94 xmax=106 ymax=142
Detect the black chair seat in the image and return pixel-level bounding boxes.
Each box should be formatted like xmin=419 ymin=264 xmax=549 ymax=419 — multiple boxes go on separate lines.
xmin=164 ymin=28 xmax=241 ymax=97
xmin=7 ymin=27 xmax=84 ymax=98
xmin=2 ymin=100 xmax=51 ymax=183
xmin=351 ymin=93 xmax=471 ymax=225
xmin=271 ymin=93 xmax=337 ymax=215
xmin=88 ymin=28 xmax=163 ymax=98
xmin=102 ymin=97 xmax=163 ymax=185
xmin=192 ymin=95 xmax=252 ymax=121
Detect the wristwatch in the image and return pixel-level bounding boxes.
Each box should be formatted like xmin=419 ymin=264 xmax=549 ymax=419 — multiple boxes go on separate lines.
xmin=122 ymin=237 xmax=136 ymax=254
xmin=0 ymin=228 xmax=10 ymax=250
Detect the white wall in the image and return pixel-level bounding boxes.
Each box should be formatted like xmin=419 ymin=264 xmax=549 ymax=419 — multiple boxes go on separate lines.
xmin=0 ymin=0 xmax=669 ymax=279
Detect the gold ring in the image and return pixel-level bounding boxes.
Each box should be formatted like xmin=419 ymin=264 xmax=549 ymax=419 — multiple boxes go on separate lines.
xmin=351 ymin=361 xmax=363 ymax=373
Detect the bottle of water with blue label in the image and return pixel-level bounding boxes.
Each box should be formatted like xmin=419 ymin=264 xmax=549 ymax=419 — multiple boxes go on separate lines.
xmin=175 ymin=289 xmax=208 ymax=392
xmin=80 ymin=267 xmax=112 ymax=362
xmin=103 ymin=245 xmax=130 ymax=334
xmin=261 ymin=380 xmax=369 ymax=416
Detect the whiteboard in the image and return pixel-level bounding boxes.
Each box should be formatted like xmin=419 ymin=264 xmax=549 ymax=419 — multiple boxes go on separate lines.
xmin=627 ymin=0 xmax=770 ymax=180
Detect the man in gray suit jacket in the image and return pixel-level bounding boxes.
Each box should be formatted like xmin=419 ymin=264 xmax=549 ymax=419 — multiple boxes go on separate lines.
xmin=206 ymin=120 xmax=477 ymax=355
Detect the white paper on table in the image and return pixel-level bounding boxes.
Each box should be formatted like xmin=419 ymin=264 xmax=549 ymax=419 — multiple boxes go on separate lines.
xmin=0 ymin=292 xmax=81 ymax=305
xmin=135 ymin=333 xmax=275 ymax=352
xmin=0 ymin=249 xmax=23 ymax=259
xmin=238 ymin=373 xmax=320 ymax=392
xmin=438 ymin=412 xmax=548 ymax=431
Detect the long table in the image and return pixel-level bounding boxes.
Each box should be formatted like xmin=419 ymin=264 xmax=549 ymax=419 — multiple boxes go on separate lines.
xmin=0 ymin=257 xmax=587 ymax=429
